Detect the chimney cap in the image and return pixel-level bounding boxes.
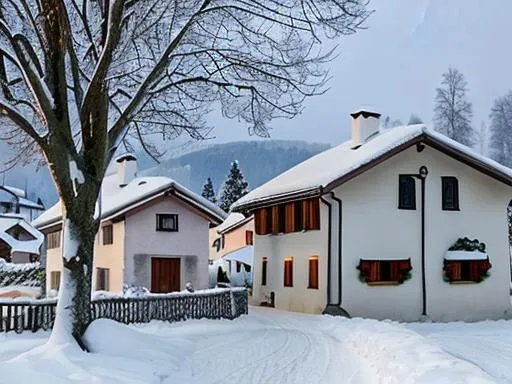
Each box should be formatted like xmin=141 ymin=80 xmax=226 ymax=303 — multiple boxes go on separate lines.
xmin=115 ymin=153 xmax=137 ymax=163
xmin=350 ymin=108 xmax=381 ymax=120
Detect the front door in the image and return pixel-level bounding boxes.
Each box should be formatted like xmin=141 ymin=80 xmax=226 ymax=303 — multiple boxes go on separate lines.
xmin=151 ymin=257 xmax=181 ymax=293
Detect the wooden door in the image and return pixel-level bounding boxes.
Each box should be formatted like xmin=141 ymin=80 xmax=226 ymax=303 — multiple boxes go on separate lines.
xmin=151 ymin=258 xmax=181 ymax=293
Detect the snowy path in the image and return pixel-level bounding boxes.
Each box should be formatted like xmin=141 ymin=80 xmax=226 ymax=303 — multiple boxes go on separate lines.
xmin=0 ymin=307 xmax=501 ymax=383
xmin=409 ymin=321 xmax=512 ymax=383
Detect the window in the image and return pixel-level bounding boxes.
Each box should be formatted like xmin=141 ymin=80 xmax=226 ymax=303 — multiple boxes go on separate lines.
xmin=308 ymin=256 xmax=319 ymax=289
xmin=398 ymin=175 xmax=416 ymax=210
xmin=245 ymin=230 xmax=254 ymax=245
xmin=236 ymin=261 xmax=241 ymax=273
xmin=442 ymin=177 xmax=459 ymax=211
xmin=96 ymin=268 xmax=110 ymax=291
xmin=212 ymin=238 xmax=221 ymax=252
xmin=156 ymin=214 xmax=178 ymax=232
xmin=254 ymin=198 xmax=320 ymax=235
xmin=221 ymin=234 xmax=225 ymax=249
xmin=50 ymin=271 xmax=61 ymax=290
xmin=357 ymin=259 xmax=412 ymax=285
xmin=102 ymin=224 xmax=113 ymax=245
xmin=284 ymin=257 xmax=294 ymax=287
xmin=47 ymin=230 xmax=61 ymax=249
xmin=261 ymin=257 xmax=268 ymax=286
xmin=443 ymin=259 xmax=491 ymax=283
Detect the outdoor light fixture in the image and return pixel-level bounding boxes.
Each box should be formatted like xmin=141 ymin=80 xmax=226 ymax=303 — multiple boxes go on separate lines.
xmin=419 ymin=166 xmax=428 ymax=179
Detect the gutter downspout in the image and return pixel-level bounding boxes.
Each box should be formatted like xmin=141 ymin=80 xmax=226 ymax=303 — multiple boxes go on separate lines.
xmin=420 ymin=172 xmax=427 ymax=317
xmin=330 ymin=192 xmax=342 ymax=306
xmin=319 ymin=195 xmax=332 ymax=306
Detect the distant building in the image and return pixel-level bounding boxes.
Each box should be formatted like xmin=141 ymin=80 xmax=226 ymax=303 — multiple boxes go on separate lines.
xmin=0 ymin=214 xmax=44 ymax=263
xmin=0 ymin=185 xmax=45 ymax=222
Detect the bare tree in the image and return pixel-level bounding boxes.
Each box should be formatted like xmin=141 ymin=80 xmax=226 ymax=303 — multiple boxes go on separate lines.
xmin=489 ymin=91 xmax=512 ymax=167
xmin=434 ymin=68 xmax=474 ymax=146
xmin=408 ymin=113 xmax=423 ymax=125
xmin=0 ymin=1 xmax=371 ymax=343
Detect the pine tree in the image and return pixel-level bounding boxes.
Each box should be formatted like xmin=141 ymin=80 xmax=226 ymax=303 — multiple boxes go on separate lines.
xmin=489 ymin=90 xmax=512 ymax=167
xmin=201 ymin=178 xmax=217 ymax=204
xmin=434 ymin=68 xmax=475 ymax=146
xmin=408 ymin=114 xmax=423 ymax=125
xmin=219 ymin=161 xmax=249 ymax=212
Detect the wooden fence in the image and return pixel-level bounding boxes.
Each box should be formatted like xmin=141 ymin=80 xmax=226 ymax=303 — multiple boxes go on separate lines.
xmin=0 ymin=288 xmax=248 ymax=334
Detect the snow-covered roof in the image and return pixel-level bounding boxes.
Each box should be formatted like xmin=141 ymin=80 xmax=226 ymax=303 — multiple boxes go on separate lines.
xmin=32 ymin=174 xmax=227 ymax=229
xmin=444 ymin=251 xmax=488 ymax=261
xmin=0 ymin=216 xmax=43 ymax=255
xmin=232 ymin=125 xmax=512 ymax=210
xmin=216 ymin=212 xmax=251 ymax=234
xmin=223 ymin=246 xmax=253 ymax=266
xmin=0 ymin=186 xmax=44 ymax=210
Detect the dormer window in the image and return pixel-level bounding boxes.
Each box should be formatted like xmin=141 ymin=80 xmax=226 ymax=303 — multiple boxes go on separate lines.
xmin=398 ymin=175 xmax=416 ymax=210
xmin=442 ymin=177 xmax=459 ymax=211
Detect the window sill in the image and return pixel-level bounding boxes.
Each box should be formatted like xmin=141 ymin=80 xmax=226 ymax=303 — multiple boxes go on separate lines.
xmin=366 ymin=281 xmax=400 ymax=286
xmin=307 ymin=286 xmax=319 ymax=290
xmin=156 ymin=229 xmax=179 ymax=232
xmin=449 ymin=280 xmax=478 ymax=285
xmin=283 ymin=285 xmax=293 ymax=288
xmin=442 ymin=208 xmax=460 ymax=212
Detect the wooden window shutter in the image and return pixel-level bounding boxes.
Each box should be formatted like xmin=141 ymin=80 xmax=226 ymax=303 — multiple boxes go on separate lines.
xmin=284 ymin=203 xmax=295 ymax=233
xmin=261 ymin=257 xmax=268 ymax=286
xmin=308 ymin=256 xmax=319 ymax=289
xmin=294 ymin=201 xmax=303 ymax=232
xmin=302 ymin=200 xmax=310 ymax=229
xmin=284 ymin=258 xmax=293 ymax=287
xmin=272 ymin=205 xmax=279 ymax=234
xmin=390 ymin=261 xmax=400 ymax=281
xmin=369 ymin=262 xmax=380 ymax=282
xmin=469 ymin=261 xmax=480 ymax=282
xmin=245 ymin=230 xmax=254 ymax=245
xmin=310 ymin=198 xmax=320 ymax=230
xmin=254 ymin=209 xmax=263 ymax=235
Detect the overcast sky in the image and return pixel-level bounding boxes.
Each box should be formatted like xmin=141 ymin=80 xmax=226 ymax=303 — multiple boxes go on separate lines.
xmin=206 ymin=0 xmax=512 ymax=146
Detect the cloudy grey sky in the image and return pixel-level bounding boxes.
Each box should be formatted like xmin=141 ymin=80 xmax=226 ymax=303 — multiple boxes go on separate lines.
xmin=207 ymin=0 xmax=512 ymax=146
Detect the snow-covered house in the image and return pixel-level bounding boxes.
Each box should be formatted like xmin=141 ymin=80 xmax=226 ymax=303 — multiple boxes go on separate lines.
xmin=232 ymin=109 xmax=512 ymax=322
xmin=210 ymin=212 xmax=254 ymax=262
xmin=32 ymin=154 xmax=226 ymax=295
xmin=0 ymin=186 xmax=45 ymax=222
xmin=0 ymin=214 xmax=44 ymax=263
xmin=209 ymin=212 xmax=254 ymax=287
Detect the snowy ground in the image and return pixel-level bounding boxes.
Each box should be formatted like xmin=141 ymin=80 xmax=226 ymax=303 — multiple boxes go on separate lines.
xmin=0 ymin=307 xmax=505 ymax=383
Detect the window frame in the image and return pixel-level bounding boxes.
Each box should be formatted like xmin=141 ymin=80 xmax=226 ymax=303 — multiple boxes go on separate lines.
xmin=96 ymin=267 xmax=110 ymax=291
xmin=398 ymin=175 xmax=416 ymax=210
xmin=102 ymin=224 xmax=113 ymax=245
xmin=50 ymin=271 xmax=61 ymax=290
xmin=283 ymin=257 xmax=294 ymax=287
xmin=357 ymin=259 xmax=412 ymax=285
xmin=442 ymin=176 xmax=460 ymax=211
xmin=47 ymin=230 xmax=61 ymax=249
xmin=261 ymin=257 xmax=268 ymax=286
xmin=156 ymin=213 xmax=179 ymax=232
xmin=245 ymin=230 xmax=254 ymax=245
xmin=308 ymin=256 xmax=319 ymax=289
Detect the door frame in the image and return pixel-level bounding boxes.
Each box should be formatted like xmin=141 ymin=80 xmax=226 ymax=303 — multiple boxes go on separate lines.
xmin=150 ymin=256 xmax=182 ymax=293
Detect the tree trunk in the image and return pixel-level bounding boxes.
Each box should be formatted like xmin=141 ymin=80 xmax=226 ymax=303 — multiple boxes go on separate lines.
xmin=48 ymin=198 xmax=98 ymax=345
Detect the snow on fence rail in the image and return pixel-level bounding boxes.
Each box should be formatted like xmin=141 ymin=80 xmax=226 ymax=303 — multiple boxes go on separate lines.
xmin=0 ymin=288 xmax=248 ymax=334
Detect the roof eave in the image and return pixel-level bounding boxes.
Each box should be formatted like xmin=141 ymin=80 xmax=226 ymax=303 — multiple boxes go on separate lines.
xmin=232 ymin=186 xmax=323 ymax=212
xmin=216 ymin=215 xmax=253 ymax=235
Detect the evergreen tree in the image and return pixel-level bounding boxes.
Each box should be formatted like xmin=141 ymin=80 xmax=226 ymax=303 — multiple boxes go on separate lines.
xmin=201 ymin=177 xmax=217 ymax=204
xmin=219 ymin=161 xmax=249 ymax=212
xmin=434 ymin=68 xmax=475 ymax=146
xmin=489 ymin=90 xmax=512 ymax=167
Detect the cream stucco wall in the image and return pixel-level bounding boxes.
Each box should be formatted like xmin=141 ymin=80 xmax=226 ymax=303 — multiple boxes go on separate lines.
xmin=251 ymin=205 xmax=329 ymax=314
xmin=123 ymin=196 xmax=210 ymax=291
xmin=93 ymin=221 xmax=125 ymax=292
xmin=44 ymin=223 xmax=125 ymax=293
xmin=210 ymin=219 xmax=254 ymax=262
xmin=252 ymin=144 xmax=512 ymax=321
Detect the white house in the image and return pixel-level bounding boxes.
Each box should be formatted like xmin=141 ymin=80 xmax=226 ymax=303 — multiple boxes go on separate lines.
xmin=0 ymin=186 xmax=45 ymax=222
xmin=0 ymin=214 xmax=44 ymax=263
xmin=33 ymin=154 xmax=226 ymax=295
xmin=232 ymin=109 xmax=512 ymax=322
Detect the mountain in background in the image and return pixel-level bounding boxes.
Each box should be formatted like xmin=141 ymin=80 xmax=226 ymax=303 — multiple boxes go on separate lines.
xmin=139 ymin=140 xmax=329 ymax=197
xmin=3 ymin=140 xmax=329 ymax=209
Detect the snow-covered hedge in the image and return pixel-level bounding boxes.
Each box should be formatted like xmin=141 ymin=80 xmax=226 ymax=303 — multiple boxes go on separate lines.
xmin=0 ymin=260 xmax=44 ymax=287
